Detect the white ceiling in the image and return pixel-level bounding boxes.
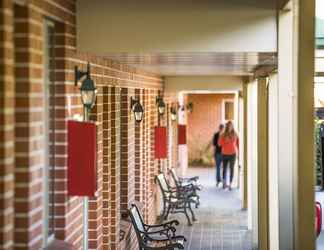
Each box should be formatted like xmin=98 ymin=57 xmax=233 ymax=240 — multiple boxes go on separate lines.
xmin=105 ymin=52 xmax=277 ymax=76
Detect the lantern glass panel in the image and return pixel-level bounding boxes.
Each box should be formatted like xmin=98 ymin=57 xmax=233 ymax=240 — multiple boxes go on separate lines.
xmin=158 ymin=106 xmax=165 ymax=115
xmin=134 ymin=111 xmax=143 ymax=122
xmin=81 ymin=90 xmax=96 ymax=107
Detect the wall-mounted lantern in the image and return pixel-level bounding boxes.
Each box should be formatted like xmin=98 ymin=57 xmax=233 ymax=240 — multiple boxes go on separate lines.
xmin=187 ymin=102 xmax=194 ymax=113
xmin=75 ymin=62 xmax=97 ymax=116
xmin=156 ymin=96 xmax=166 ymax=116
xmin=170 ymin=106 xmax=177 ymax=121
xmin=131 ymin=97 xmax=144 ymax=123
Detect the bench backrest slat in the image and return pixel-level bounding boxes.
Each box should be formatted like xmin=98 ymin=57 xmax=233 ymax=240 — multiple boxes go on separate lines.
xmin=157 ymin=173 xmax=169 ymax=193
xmin=170 ymin=168 xmax=179 ymax=182
xmin=129 ymin=206 xmax=145 ymax=232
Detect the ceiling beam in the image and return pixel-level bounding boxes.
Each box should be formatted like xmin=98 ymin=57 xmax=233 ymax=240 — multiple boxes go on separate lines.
xmin=277 ymin=0 xmax=291 ymax=10
xmin=253 ymin=65 xmax=277 ymax=79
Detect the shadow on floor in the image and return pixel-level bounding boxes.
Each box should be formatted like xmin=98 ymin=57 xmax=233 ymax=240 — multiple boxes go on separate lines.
xmin=167 ymin=167 xmax=252 ymax=250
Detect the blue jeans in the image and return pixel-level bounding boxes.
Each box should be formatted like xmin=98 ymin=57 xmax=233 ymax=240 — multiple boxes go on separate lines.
xmin=215 ymin=153 xmax=222 ymax=182
xmin=222 ymin=154 xmax=236 ymax=184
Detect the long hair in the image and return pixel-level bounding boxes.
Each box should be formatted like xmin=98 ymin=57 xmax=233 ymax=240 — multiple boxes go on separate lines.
xmin=223 ymin=121 xmax=237 ymax=139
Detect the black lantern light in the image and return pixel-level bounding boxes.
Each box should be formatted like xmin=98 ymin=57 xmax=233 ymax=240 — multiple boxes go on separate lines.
xmin=156 ymin=96 xmax=166 ymax=116
xmin=75 ymin=62 xmax=97 ymax=111
xmin=131 ymin=97 xmax=144 ymax=123
xmin=187 ymin=102 xmax=194 ymax=113
xmin=170 ymin=106 xmax=177 ymax=121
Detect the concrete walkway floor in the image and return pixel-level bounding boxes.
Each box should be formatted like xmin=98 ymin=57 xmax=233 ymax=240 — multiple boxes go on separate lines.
xmin=169 ymin=167 xmax=252 ymax=250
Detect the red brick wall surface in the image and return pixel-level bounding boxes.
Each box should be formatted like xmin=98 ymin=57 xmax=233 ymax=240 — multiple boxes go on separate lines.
xmin=0 ymin=1 xmax=178 ymax=249
xmin=187 ymin=94 xmax=235 ymax=166
xmin=0 ymin=1 xmax=15 ymax=249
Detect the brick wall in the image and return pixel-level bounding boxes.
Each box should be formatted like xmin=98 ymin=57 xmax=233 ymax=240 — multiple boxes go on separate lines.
xmin=0 ymin=1 xmax=179 ymax=249
xmin=187 ymin=94 xmax=235 ymax=166
xmin=109 ymin=86 xmax=121 ymax=250
xmin=0 ymin=1 xmax=15 ymax=249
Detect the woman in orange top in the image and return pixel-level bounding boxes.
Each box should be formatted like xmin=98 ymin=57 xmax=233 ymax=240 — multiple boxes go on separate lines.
xmin=218 ymin=121 xmax=239 ymax=190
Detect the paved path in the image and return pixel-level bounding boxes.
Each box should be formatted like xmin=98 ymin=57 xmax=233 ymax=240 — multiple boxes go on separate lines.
xmin=169 ymin=167 xmax=252 ymax=250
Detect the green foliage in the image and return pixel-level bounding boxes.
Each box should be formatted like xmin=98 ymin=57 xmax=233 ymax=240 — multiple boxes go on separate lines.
xmin=189 ymin=140 xmax=214 ymax=167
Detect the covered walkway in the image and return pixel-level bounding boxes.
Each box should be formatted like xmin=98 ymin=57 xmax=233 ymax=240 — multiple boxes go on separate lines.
xmin=0 ymin=0 xmax=318 ymax=250
xmin=171 ymin=167 xmax=252 ymax=250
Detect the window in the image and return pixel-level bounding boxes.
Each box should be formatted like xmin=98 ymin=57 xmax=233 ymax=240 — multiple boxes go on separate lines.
xmin=223 ymin=99 xmax=234 ymax=122
xmin=43 ymin=20 xmax=56 ymax=245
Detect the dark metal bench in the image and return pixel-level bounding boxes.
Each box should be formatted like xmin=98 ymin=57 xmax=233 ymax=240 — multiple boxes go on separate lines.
xmin=156 ymin=173 xmax=197 ymax=226
xmin=128 ymin=204 xmax=186 ymax=250
xmin=169 ymin=168 xmax=200 ymax=186
xmin=169 ymin=168 xmax=201 ymax=208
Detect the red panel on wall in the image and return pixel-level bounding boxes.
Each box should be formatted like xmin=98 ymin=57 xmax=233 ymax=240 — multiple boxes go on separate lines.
xmin=178 ymin=125 xmax=187 ymax=145
xmin=68 ymin=120 xmax=97 ymax=196
xmin=154 ymin=126 xmax=167 ymax=159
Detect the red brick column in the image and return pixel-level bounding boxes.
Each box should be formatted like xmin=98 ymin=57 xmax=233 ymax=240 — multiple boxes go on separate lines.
xmin=148 ymin=89 xmax=159 ymax=224
xmin=102 ymin=86 xmax=111 ymax=249
xmin=53 ymin=24 xmax=83 ymax=248
xmin=0 ymin=1 xmax=14 ymax=249
xmin=142 ymin=89 xmax=149 ymax=221
xmin=110 ymin=86 xmax=121 ymax=249
xmin=120 ymin=88 xmax=135 ymax=212
xmin=134 ymin=89 xmax=143 ymax=202
xmin=88 ymin=80 xmax=103 ymax=249
xmin=14 ymin=4 xmax=45 ymax=249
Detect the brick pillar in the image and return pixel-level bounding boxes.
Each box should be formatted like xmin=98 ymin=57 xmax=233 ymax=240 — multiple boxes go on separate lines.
xmin=0 ymin=1 xmax=14 ymax=249
xmin=88 ymin=81 xmax=103 ymax=249
xmin=54 ymin=23 xmax=83 ymax=248
xmin=134 ymin=89 xmax=143 ymax=202
xmin=148 ymin=89 xmax=159 ymax=224
xmin=142 ymin=89 xmax=149 ymax=221
xmin=120 ymin=88 xmax=135 ymax=213
xmin=14 ymin=4 xmax=45 ymax=249
xmin=102 ymin=86 xmax=110 ymax=249
xmin=110 ymin=86 xmax=121 ymax=249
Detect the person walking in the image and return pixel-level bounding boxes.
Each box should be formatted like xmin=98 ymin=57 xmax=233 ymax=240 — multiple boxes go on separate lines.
xmin=218 ymin=121 xmax=239 ymax=190
xmin=212 ymin=124 xmax=224 ymax=187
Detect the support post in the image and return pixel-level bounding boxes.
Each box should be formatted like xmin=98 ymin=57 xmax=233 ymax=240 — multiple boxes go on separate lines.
xmin=242 ymin=82 xmax=248 ymax=210
xmin=257 ymin=77 xmax=269 ymax=250
xmin=294 ymin=0 xmax=315 ymax=249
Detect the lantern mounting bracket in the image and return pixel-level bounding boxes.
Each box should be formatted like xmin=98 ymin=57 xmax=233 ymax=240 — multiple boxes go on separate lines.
xmin=75 ymin=62 xmax=91 ymax=86
xmin=130 ymin=97 xmax=139 ymax=110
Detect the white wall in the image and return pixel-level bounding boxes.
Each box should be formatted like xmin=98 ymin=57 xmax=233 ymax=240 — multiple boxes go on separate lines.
xmin=277 ymin=6 xmax=295 ymax=250
xmin=247 ymin=80 xmax=258 ymax=248
xmin=77 ymin=0 xmax=276 ymax=53
xmin=268 ymin=73 xmax=279 ymax=250
xmin=178 ymin=93 xmax=188 ymax=176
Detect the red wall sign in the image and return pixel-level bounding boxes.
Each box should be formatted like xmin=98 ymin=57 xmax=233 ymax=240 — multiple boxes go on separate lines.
xmin=178 ymin=125 xmax=187 ymax=145
xmin=68 ymin=120 xmax=97 ymax=196
xmin=154 ymin=126 xmax=167 ymax=159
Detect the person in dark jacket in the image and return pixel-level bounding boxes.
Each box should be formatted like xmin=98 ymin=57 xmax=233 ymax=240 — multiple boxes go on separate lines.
xmin=212 ymin=124 xmax=224 ymax=187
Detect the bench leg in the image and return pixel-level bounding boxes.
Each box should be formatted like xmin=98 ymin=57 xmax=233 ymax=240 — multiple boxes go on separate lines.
xmin=189 ymin=202 xmax=197 ymax=222
xmin=195 ymin=196 xmax=200 ymax=208
xmin=184 ymin=203 xmax=192 ymax=226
